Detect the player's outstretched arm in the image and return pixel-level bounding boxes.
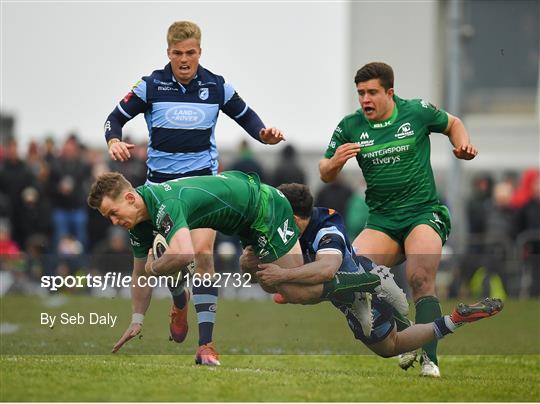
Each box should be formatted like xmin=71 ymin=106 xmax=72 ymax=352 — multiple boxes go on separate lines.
xmin=319 ymin=143 xmax=361 ymax=183
xmin=257 ymin=251 xmax=342 ymax=286
xmin=444 ymin=114 xmax=478 ymax=160
xmin=112 ymin=258 xmax=152 ymax=353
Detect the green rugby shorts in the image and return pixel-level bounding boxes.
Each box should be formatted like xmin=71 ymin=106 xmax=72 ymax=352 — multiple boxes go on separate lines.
xmin=365 ymin=203 xmax=451 ymax=246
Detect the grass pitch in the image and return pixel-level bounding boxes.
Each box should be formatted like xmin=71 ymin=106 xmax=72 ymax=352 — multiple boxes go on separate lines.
xmin=1 ymin=295 xmax=539 ymax=401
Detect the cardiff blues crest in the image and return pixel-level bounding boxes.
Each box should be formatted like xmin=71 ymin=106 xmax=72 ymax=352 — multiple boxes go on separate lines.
xmin=198 ymin=88 xmax=209 ymax=100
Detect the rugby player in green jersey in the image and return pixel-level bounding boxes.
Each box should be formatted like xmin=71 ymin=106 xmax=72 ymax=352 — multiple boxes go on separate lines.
xmin=319 ymin=62 xmax=478 ymax=377
xmin=87 ymin=171 xmax=392 ymax=363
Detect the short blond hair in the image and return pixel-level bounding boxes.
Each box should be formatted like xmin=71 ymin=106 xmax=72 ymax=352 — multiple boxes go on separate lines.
xmin=87 ymin=172 xmax=133 ymax=210
xmin=167 ymin=21 xmax=201 ymax=47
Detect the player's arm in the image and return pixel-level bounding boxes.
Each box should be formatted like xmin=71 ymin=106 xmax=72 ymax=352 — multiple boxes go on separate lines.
xmin=257 ymin=250 xmax=341 ymax=286
xmin=443 ymin=113 xmax=478 ymax=160
xmin=145 ymin=227 xmax=195 ymax=276
xmin=220 ymin=82 xmax=285 ymax=145
xmin=105 ymin=81 xmax=150 ymax=162
xmin=112 ymin=257 xmax=152 ymax=353
xmin=319 ymin=120 xmax=360 ymax=183
xmin=319 ymin=143 xmax=361 ymax=183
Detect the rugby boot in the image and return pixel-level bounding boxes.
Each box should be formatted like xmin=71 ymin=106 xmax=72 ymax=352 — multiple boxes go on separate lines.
xmin=370 ymin=265 xmax=409 ymax=315
xmin=350 ymin=292 xmax=373 ymax=336
xmin=273 ymin=293 xmax=287 ymax=304
xmin=450 ymin=298 xmax=504 ymax=324
xmin=419 ymin=352 xmax=440 ymax=378
xmin=195 ymin=342 xmax=221 ymax=366
xmin=398 ymin=350 xmax=418 ymax=370
xmin=169 ymin=288 xmax=191 ymax=343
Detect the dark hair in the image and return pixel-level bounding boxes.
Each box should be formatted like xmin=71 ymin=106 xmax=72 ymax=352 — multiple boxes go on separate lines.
xmin=277 ymin=183 xmax=313 ymax=219
xmin=354 ymin=62 xmax=394 ymax=90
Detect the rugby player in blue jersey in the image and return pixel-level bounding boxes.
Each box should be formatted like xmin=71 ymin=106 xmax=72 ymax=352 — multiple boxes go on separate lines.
xmin=241 ymin=184 xmax=502 ymax=361
xmin=103 ymin=21 xmax=285 ymax=365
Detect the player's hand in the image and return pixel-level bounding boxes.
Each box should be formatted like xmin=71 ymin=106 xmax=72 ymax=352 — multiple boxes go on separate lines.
xmin=260 ymin=127 xmax=285 ymax=145
xmin=332 ymin=143 xmax=361 ymax=167
xmin=144 ymin=249 xmax=156 ymax=276
xmin=257 ymin=263 xmax=288 ymax=286
xmin=109 ymin=140 xmax=135 ymax=162
xmin=112 ymin=322 xmax=142 ymax=353
xmin=453 ymin=144 xmax=478 ymax=160
xmin=240 ymin=246 xmax=259 ymax=274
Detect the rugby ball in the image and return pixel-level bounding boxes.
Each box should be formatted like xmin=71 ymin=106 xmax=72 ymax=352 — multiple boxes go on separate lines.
xmin=152 ymin=234 xmax=168 ymax=259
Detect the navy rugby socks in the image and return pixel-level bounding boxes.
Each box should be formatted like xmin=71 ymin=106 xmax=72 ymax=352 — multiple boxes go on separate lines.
xmin=168 ymin=280 xmax=187 ymax=309
xmin=192 ymin=285 xmax=218 ymax=346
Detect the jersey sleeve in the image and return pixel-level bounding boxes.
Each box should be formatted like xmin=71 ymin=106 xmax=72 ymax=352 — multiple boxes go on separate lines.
xmin=129 ymin=222 xmax=154 ymax=259
xmin=323 ymin=118 xmax=349 ymax=159
xmin=221 ymin=82 xmax=265 ymax=142
xmin=416 ymin=99 xmax=449 ymax=134
xmin=155 ymin=201 xmax=189 ymax=244
xmin=313 ymin=226 xmax=347 ymax=256
xmin=104 ymin=79 xmax=150 ymax=142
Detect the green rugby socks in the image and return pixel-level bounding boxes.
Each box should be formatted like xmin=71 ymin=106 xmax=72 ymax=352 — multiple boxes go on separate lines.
xmin=415 ymin=295 xmax=442 ymax=365
xmin=393 ymin=307 xmax=413 ymax=332
xmin=322 ymin=272 xmax=380 ymax=300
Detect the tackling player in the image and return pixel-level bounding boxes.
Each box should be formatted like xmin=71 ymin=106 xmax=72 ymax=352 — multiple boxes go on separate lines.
xmin=253 ymin=183 xmax=502 ymax=360
xmin=103 ymin=21 xmax=285 ymax=365
xmin=319 ymin=62 xmax=478 ymax=376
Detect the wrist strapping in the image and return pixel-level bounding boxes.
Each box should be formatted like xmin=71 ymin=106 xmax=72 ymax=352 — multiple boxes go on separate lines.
xmin=132 ymin=313 xmax=144 ymax=324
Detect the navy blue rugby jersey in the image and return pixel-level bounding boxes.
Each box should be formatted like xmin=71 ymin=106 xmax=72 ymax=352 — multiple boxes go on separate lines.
xmin=105 ymin=63 xmax=265 ymax=178
xmin=299 ymin=207 xmax=375 ymax=274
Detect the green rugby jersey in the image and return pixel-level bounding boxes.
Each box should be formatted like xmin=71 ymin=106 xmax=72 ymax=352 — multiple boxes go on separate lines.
xmin=324 ymin=96 xmax=448 ymax=214
xmin=129 ymin=171 xmax=261 ymax=258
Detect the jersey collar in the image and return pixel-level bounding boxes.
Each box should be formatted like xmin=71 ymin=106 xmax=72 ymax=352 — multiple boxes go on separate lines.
xmin=166 ymin=63 xmax=201 ymax=92
xmin=365 ymin=100 xmax=398 ymax=129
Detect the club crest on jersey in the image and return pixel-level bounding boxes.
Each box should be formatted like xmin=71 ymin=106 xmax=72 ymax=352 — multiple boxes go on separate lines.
xmin=395 ymin=123 xmax=415 ymax=139
xmin=198 ymin=88 xmax=209 ymax=100
xmin=160 ymin=214 xmax=174 ymax=237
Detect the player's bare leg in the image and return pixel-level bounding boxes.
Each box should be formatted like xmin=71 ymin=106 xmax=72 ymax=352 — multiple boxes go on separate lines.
xmin=353 ymin=228 xmax=403 ymax=267
xmin=191 ymin=228 xmax=220 ymax=366
xmin=404 ymin=224 xmax=442 ymax=377
xmin=367 ymin=298 xmax=503 ymax=359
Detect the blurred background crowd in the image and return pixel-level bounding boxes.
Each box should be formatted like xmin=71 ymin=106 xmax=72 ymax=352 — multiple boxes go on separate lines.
xmin=0 ymin=132 xmax=538 ymax=299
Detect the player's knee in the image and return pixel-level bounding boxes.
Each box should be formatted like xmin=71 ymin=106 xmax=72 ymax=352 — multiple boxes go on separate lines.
xmin=194 ymin=254 xmax=214 ymax=274
xmin=407 ymin=271 xmax=434 ymax=295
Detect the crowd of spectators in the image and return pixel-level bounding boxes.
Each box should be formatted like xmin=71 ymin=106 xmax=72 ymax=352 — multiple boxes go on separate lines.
xmin=0 ymin=135 xmax=538 ymax=297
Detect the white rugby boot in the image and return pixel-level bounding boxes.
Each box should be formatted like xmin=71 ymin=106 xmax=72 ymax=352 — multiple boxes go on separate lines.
xmin=350 ymin=292 xmax=373 ymax=336
xmin=370 ymin=265 xmax=409 ymax=315
xmin=419 ymin=352 xmax=441 ymax=377
xmin=398 ymin=350 xmax=418 ymax=370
